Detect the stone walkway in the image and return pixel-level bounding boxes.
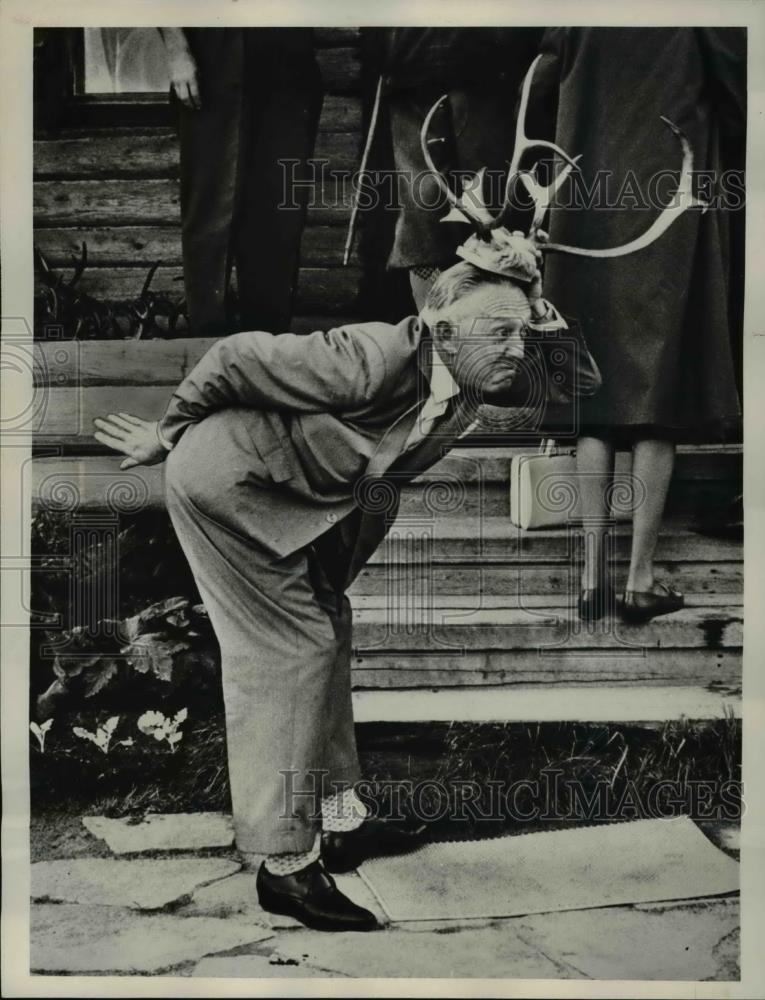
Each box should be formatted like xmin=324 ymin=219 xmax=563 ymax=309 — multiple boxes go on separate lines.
xmin=30 ymin=814 xmax=740 ymax=979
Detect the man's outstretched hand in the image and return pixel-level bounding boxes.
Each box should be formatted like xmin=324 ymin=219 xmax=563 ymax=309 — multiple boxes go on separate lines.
xmin=93 ymin=414 xmax=168 ymax=470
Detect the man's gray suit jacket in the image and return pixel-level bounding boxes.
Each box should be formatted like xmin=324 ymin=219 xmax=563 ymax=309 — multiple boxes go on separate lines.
xmin=157 ymin=317 xmax=477 ymax=589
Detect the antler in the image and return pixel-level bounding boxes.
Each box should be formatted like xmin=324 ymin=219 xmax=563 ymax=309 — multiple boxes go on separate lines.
xmin=420 ymin=96 xmax=494 ymax=239
xmin=542 ymin=116 xmax=708 ymax=258
xmin=420 ymin=55 xmax=707 ymax=272
xmin=501 ymin=53 xmax=582 ymax=231
xmin=420 ymin=55 xmax=582 ymax=239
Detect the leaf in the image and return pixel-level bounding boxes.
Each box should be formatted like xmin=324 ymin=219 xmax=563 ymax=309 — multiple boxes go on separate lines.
xmin=168 ymin=732 xmax=183 ymax=745
xmin=117 ymin=737 xmax=134 ymax=747
xmin=83 ymin=659 xmax=120 ymax=697
xmin=103 ymin=716 xmax=120 ymax=735
xmin=137 ymin=710 xmax=165 ymax=734
xmin=152 ymin=729 xmax=166 ymax=741
xmin=132 ymin=597 xmax=190 ymax=634
xmin=122 ymin=634 xmax=186 ymax=683
xmin=73 ymin=727 xmax=97 ymax=745
xmin=40 ymin=719 xmax=54 ymax=733
xmin=173 ymin=707 xmax=188 ymax=726
xmin=30 ymin=722 xmax=42 ymax=740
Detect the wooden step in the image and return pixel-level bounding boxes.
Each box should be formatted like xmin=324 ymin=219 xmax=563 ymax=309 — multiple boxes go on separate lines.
xmin=349 ymin=602 xmax=743 ymax=652
xmin=350 ymin=686 xmax=742 ymax=723
xmin=350 ymin=647 xmax=741 ymax=692
xmin=367 ymin=517 xmax=740 ymax=562
xmin=29 ymin=459 xmax=742 ymax=556
xmin=350 ymin=561 xmax=743 ymax=596
xmin=347 ymin=594 xmax=742 ymax=698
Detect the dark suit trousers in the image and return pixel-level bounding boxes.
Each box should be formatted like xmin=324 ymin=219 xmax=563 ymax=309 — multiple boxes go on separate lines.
xmin=176 ymin=29 xmax=322 ymax=337
xmin=164 ymin=409 xmax=361 ymax=853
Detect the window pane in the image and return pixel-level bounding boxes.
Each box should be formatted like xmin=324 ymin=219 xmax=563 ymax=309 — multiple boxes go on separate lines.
xmin=82 ymin=28 xmax=169 ymax=94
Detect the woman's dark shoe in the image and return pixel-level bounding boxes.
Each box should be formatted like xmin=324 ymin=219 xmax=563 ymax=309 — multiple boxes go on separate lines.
xmin=321 ymin=817 xmax=427 ymax=874
xmin=577 ymin=586 xmax=616 ymax=622
xmin=256 ymin=860 xmax=379 ymax=931
xmin=618 ymin=583 xmax=685 ymax=624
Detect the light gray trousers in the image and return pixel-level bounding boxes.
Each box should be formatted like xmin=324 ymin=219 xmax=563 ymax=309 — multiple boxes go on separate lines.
xmin=164 ymin=410 xmax=361 ymax=854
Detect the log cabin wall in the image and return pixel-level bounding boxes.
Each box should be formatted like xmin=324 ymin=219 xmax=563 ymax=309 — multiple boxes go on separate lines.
xmin=33 ymin=28 xmax=365 ymax=333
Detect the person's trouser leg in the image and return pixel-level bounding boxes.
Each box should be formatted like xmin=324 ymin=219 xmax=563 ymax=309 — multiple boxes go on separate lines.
xmin=164 ymin=412 xmax=361 ymax=853
xmin=306 ymin=561 xmax=362 ymax=802
xmin=175 ymin=30 xmax=246 ymax=338
xmin=234 ymin=75 xmax=322 ymax=332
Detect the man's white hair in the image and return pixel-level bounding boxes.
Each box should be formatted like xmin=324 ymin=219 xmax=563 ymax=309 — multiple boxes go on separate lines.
xmin=420 ymin=261 xmax=530 ymax=328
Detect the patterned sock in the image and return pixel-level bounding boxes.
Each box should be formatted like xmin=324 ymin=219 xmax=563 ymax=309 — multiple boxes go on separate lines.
xmin=263 ymin=834 xmax=320 ymax=876
xmin=321 ymin=786 xmax=369 ymax=832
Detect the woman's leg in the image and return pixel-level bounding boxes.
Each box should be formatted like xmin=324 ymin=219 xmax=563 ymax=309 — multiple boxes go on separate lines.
xmin=576 ymin=434 xmax=616 ymax=589
xmin=626 ymin=438 xmax=676 ymax=592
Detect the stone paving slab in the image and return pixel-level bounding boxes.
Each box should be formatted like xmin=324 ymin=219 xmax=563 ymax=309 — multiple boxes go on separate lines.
xmin=32 ymin=858 xmax=241 ymax=910
xmin=31 ymin=903 xmax=272 ymax=974
xmin=271 ymin=924 xmax=574 ymax=978
xmin=514 ymin=897 xmax=740 ymax=981
xmin=180 ymin=872 xmax=302 ymax=928
xmin=193 ymin=954 xmax=341 ymax=978
xmin=82 ymin=812 xmax=234 ymax=854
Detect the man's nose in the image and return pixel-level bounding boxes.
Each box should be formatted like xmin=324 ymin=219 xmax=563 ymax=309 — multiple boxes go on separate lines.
xmin=501 ymin=338 xmax=524 ymax=360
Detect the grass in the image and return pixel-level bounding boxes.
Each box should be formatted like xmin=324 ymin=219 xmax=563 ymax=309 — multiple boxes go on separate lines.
xmin=31 ymin=712 xmax=742 ymax=842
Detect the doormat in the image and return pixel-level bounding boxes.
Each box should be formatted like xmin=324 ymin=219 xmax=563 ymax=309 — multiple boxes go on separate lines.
xmin=358 ymin=817 xmax=739 ymax=923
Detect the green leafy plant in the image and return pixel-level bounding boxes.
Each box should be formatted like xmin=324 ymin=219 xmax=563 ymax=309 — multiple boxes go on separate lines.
xmin=30 ymin=719 xmax=53 ymax=753
xmin=137 ymin=708 xmax=188 ymax=753
xmin=72 ymin=715 xmax=133 ymax=755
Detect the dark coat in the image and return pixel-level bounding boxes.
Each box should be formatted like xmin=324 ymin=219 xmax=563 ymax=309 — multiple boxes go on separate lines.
xmin=528 ymin=27 xmax=744 ymax=438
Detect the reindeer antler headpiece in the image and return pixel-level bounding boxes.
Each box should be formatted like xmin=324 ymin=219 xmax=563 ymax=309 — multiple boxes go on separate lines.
xmin=420 ymin=54 xmax=707 ymax=282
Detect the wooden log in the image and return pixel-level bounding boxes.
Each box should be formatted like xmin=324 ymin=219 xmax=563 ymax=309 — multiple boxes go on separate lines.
xmin=35 ymin=179 xmax=181 ymax=226
xmin=35 ymin=132 xmax=181 ymax=179
xmin=34 ymin=179 xmax=352 ymax=226
xmin=34 ymin=264 xmax=362 ymax=313
xmin=34 ymin=223 xmax=358 ymax=269
xmin=34 ymin=128 xmax=360 ymax=179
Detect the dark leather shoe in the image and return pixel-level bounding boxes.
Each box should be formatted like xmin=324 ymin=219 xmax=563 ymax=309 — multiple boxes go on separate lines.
xmin=618 ymin=583 xmax=685 ymax=624
xmin=321 ymin=817 xmax=427 ymax=874
xmin=256 ymin=860 xmax=379 ymax=931
xmin=577 ymin=586 xmax=616 ymax=622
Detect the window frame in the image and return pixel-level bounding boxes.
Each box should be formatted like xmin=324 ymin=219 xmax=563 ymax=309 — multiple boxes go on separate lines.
xmin=35 ymin=28 xmax=174 ymax=132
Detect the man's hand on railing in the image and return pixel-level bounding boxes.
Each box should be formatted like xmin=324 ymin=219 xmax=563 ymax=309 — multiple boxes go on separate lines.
xmin=93 ymin=414 xmax=169 ymax=470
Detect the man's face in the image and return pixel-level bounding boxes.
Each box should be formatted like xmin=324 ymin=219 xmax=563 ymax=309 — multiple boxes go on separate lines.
xmin=433 ymin=283 xmax=531 ymax=401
